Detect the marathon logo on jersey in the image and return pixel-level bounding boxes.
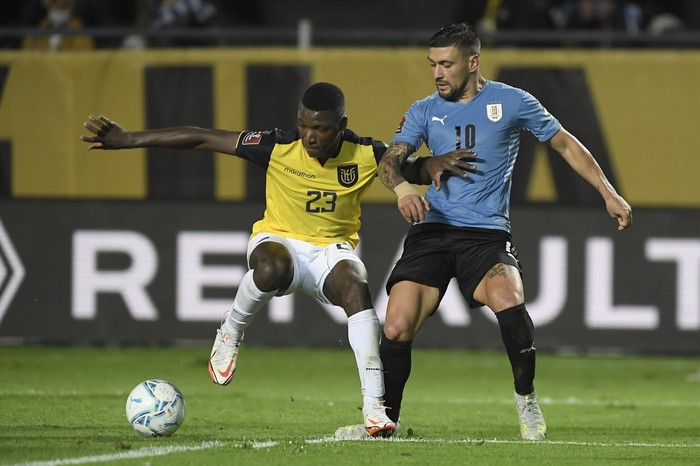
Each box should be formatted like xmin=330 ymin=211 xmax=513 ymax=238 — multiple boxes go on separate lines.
xmin=486 ymin=103 xmax=502 ymax=122
xmin=395 ymin=115 xmax=407 ymax=134
xmin=241 ymin=131 xmax=264 ymax=145
xmin=337 ymin=164 xmax=358 ymax=188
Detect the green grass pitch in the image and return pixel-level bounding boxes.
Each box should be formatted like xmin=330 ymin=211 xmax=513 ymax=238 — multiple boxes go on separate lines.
xmin=0 ymin=345 xmax=698 ymax=465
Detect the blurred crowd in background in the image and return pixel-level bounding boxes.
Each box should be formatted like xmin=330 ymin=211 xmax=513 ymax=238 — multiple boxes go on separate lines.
xmin=1 ymin=0 xmax=698 ymax=50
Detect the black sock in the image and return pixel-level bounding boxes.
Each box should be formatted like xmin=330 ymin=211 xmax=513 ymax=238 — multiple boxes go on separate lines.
xmin=380 ymin=332 xmax=412 ymax=423
xmin=496 ymin=304 xmax=536 ymax=396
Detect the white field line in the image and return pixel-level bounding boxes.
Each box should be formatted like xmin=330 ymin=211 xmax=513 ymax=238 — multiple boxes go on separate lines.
xmin=307 ymin=437 xmax=700 ymax=449
xmin=1 ymin=440 xmax=286 ymax=466
xmin=3 ymin=441 xmax=226 ymax=466
xmin=3 ymin=436 xmax=698 ymax=466
xmin=249 ymin=440 xmax=279 ymax=448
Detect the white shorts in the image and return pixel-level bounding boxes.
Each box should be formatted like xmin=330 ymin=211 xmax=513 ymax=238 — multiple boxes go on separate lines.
xmin=247 ymin=233 xmax=365 ymax=305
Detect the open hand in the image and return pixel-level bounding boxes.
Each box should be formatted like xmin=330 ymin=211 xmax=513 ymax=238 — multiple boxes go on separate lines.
xmin=423 ymin=149 xmax=477 ymax=191
xmin=80 ymin=115 xmax=129 ymax=150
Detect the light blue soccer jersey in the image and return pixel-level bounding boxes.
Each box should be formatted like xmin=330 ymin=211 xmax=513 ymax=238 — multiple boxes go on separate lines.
xmin=393 ymin=80 xmax=561 ymax=232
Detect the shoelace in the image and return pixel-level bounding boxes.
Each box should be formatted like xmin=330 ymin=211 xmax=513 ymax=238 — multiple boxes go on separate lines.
xmin=366 ymin=405 xmax=392 ymax=423
xmin=211 ymin=330 xmax=238 ymax=364
xmin=517 ymin=396 xmax=541 ymax=414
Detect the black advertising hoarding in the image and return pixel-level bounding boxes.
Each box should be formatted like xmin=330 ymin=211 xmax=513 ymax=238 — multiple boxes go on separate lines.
xmin=0 ymin=199 xmax=698 ymax=354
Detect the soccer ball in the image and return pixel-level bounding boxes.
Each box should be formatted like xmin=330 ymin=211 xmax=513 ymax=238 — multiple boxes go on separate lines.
xmin=125 ymin=379 xmax=186 ymax=437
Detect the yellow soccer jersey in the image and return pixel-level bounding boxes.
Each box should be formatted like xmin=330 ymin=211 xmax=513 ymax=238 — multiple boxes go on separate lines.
xmin=234 ymin=129 xmax=387 ymax=248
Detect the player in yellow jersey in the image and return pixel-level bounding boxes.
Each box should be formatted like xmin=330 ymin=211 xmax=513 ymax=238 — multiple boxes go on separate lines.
xmin=81 ymin=82 xmax=403 ymax=437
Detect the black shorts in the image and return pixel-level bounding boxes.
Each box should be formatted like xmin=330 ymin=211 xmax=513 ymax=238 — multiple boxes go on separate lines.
xmin=386 ymin=223 xmax=523 ymax=308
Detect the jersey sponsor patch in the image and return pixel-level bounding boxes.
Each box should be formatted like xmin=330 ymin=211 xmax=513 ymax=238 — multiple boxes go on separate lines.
xmin=395 ymin=115 xmax=407 ymax=134
xmin=486 ymin=103 xmax=502 ymax=122
xmin=241 ymin=131 xmax=264 ymax=145
xmin=337 ymin=163 xmax=359 ymax=187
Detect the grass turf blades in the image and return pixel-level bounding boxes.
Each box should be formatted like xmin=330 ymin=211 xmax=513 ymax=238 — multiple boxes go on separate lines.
xmin=0 ymin=346 xmax=698 ymax=465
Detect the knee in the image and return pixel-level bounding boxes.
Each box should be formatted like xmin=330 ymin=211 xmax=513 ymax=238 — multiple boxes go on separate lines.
xmin=337 ymin=281 xmax=373 ymax=315
xmin=327 ymin=261 xmax=373 ymax=313
xmin=484 ymin=285 xmax=524 ymax=312
xmin=253 ymin=255 xmax=292 ymax=291
xmin=476 ymin=263 xmax=525 ymax=311
xmin=383 ymin=319 xmax=414 ymax=342
xmin=345 ymin=279 xmax=372 ymax=304
xmin=488 ymin=293 xmax=524 ymax=313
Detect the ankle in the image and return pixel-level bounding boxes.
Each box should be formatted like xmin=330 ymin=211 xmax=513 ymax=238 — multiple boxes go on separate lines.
xmin=363 ymin=396 xmax=383 ymax=409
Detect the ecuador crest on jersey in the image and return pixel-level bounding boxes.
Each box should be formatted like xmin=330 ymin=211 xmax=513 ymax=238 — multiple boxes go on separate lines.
xmin=337 ymin=163 xmax=359 ymax=187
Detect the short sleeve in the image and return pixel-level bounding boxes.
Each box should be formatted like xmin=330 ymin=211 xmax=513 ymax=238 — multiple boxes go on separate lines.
xmin=234 ymin=130 xmax=278 ymax=169
xmin=517 ymin=91 xmax=561 ymax=142
xmin=391 ymin=101 xmax=428 ymax=150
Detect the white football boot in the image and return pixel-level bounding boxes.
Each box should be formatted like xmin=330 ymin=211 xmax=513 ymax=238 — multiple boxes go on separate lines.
xmin=515 ymin=390 xmax=547 ymax=440
xmin=208 ymin=327 xmax=240 ymax=385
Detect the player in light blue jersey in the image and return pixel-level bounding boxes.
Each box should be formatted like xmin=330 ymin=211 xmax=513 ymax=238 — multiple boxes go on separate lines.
xmin=375 ymin=23 xmax=632 ymax=441
xmin=394 ymin=79 xmax=561 ymax=231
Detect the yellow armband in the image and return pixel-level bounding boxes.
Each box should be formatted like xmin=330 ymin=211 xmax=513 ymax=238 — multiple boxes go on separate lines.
xmin=393 ymin=181 xmax=422 ymax=200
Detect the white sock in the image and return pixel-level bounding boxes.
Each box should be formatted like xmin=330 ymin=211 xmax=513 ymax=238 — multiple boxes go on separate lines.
xmin=347 ymin=309 xmax=384 ymax=406
xmin=223 ymin=270 xmax=277 ymax=345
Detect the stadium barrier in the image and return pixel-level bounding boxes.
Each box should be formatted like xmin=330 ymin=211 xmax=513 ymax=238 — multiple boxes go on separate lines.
xmin=0 ymin=199 xmax=697 ymax=354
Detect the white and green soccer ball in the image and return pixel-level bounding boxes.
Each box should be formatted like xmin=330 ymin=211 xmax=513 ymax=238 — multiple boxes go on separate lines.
xmin=125 ymin=379 xmax=186 ymax=437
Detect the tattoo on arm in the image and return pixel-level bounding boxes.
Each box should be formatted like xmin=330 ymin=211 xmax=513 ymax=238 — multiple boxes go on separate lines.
xmin=378 ymin=141 xmax=415 ymax=189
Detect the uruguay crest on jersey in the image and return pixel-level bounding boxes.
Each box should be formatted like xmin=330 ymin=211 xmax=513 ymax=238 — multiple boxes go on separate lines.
xmin=486 ymin=103 xmax=502 ymax=122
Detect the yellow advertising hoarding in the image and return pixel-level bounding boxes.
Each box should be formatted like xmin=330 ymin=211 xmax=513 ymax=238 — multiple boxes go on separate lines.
xmin=0 ymin=48 xmax=697 ymax=206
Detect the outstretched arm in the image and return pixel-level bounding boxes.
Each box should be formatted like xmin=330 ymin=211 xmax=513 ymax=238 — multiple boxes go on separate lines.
xmin=81 ymin=115 xmax=240 ymax=155
xmin=549 ymin=128 xmax=633 ymax=231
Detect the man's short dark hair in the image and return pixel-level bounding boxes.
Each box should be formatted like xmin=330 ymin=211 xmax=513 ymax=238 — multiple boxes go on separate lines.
xmin=301 ymin=82 xmax=345 ymax=120
xmin=429 ymin=22 xmax=481 ymax=55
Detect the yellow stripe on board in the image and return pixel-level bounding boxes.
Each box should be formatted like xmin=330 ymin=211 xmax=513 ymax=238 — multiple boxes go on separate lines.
xmin=0 ymin=49 xmax=698 ymax=206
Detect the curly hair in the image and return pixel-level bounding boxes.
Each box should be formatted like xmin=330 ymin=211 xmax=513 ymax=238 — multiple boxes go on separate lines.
xmin=301 ymin=82 xmax=345 ymax=120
